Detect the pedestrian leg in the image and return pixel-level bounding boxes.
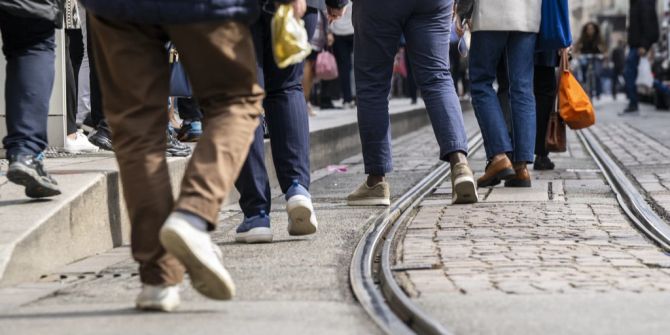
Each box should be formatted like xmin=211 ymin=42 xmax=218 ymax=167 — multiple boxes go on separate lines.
xmin=88 ymin=15 xmax=185 ymax=287
xmin=404 ymin=0 xmax=476 ymax=204
xmin=623 ymin=47 xmax=640 ymax=111
xmin=0 ymin=11 xmax=61 ymax=198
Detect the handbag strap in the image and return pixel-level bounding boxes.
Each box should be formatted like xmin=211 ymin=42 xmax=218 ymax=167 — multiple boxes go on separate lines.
xmin=551 ymin=49 xmax=570 ymax=116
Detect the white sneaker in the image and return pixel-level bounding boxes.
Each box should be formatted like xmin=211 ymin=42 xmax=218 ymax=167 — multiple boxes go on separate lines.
xmin=286 ymin=194 xmax=318 ymax=236
xmin=159 ymin=212 xmax=236 ymax=300
xmin=64 ymin=130 xmax=99 ymax=153
xmin=135 ymin=285 xmax=180 ymax=312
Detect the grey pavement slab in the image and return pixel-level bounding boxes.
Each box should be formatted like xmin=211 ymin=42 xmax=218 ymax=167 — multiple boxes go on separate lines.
xmin=417 ymin=292 xmax=670 ymax=335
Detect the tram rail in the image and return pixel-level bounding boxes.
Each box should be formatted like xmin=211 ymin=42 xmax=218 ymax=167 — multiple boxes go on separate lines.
xmin=349 ymin=133 xmax=483 ymax=335
xmin=577 ymin=128 xmax=670 ymax=250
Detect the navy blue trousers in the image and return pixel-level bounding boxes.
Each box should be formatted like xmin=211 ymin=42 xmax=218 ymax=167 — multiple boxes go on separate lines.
xmin=234 ymin=7 xmax=318 ymax=217
xmin=0 ymin=11 xmax=56 ymax=157
xmin=352 ymin=0 xmax=468 ymax=175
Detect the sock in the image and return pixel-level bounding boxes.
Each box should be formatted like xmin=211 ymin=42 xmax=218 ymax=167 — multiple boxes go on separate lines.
xmin=448 ymin=151 xmax=468 ymax=166
xmin=175 ymin=210 xmax=208 ymax=232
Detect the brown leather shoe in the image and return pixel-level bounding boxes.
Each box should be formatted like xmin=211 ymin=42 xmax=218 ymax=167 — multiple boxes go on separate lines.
xmin=477 ymin=156 xmax=516 ymax=188
xmin=504 ymin=163 xmax=532 ymax=187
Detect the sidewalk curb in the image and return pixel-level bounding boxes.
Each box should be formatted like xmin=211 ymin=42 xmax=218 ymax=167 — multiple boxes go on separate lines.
xmin=0 ymin=104 xmax=430 ymax=286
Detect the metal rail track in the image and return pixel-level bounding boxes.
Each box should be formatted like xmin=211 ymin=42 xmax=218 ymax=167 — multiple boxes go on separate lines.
xmin=577 ymin=128 xmax=670 ymax=250
xmin=350 ymin=133 xmax=483 ymax=335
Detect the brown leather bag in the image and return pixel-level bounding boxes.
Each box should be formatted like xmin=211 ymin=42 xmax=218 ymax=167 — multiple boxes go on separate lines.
xmin=546 ymin=111 xmax=567 ymax=152
xmin=545 ymin=51 xmax=568 ymax=153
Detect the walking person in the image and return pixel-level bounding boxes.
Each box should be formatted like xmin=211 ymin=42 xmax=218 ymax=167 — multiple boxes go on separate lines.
xmin=63 ymin=0 xmax=99 ymax=153
xmin=80 ymin=0 xmax=272 ymax=311
xmin=622 ymin=0 xmax=659 ymax=114
xmin=331 ymin=2 xmax=355 ymax=108
xmin=302 ymin=7 xmax=329 ymax=117
xmin=233 ymin=0 xmax=347 ymax=244
xmin=346 ymin=0 xmax=478 ymax=206
xmin=468 ymin=0 xmax=541 ymax=188
xmin=533 ymin=51 xmax=560 ymax=171
xmin=1 ymin=0 xmax=63 ymax=198
xmin=575 ymin=22 xmax=605 ymax=100
xmin=611 ymin=39 xmax=626 ymax=100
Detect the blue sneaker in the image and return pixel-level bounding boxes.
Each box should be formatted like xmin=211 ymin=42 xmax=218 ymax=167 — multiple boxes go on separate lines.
xmin=235 ymin=210 xmax=273 ymax=243
xmin=178 ymin=120 xmax=202 ymax=142
xmin=285 ymin=180 xmax=317 ymax=236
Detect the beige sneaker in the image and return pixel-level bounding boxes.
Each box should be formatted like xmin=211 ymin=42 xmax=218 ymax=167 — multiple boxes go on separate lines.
xmin=451 ymin=162 xmax=478 ymax=204
xmin=347 ymin=181 xmax=391 ymax=206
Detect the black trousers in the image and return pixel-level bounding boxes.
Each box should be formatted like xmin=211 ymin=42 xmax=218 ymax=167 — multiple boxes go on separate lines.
xmin=86 ymin=13 xmax=109 ymax=132
xmin=533 ymin=65 xmax=557 ymax=157
xmin=176 ymin=97 xmax=203 ymax=121
xmin=65 ymin=29 xmax=84 ymax=134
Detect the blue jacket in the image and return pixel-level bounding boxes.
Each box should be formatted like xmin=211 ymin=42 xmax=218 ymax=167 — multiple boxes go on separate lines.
xmin=79 ymin=0 xmax=259 ymax=24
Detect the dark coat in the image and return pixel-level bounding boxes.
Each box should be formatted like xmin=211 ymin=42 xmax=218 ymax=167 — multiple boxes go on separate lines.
xmin=0 ymin=0 xmax=64 ymax=27
xmin=628 ymin=0 xmax=660 ymax=50
xmin=79 ymin=0 xmax=260 ymax=24
xmin=274 ymin=0 xmax=349 ymax=11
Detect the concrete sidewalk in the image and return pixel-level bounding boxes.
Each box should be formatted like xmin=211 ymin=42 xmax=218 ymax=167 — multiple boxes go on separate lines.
xmin=0 ymin=106 xmax=481 ymax=335
xmin=0 ymin=99 xmax=428 ymax=286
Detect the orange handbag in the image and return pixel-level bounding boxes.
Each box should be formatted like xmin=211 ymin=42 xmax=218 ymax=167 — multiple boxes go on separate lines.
xmin=558 ymin=49 xmax=596 ymax=129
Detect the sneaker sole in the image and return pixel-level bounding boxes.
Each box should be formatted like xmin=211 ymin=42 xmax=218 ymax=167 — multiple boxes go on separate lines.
xmin=159 ymin=227 xmax=235 ymax=300
xmin=287 ymin=196 xmax=317 ymax=236
xmin=452 ymin=175 xmax=478 ymax=204
xmin=235 ymin=227 xmax=273 ymax=244
xmin=7 ymin=166 xmax=61 ymax=198
xmin=136 ymin=299 xmax=179 ymax=312
xmin=477 ymin=167 xmax=516 ymax=188
xmin=346 ymin=198 xmax=391 ymax=206
xmin=63 ymin=147 xmax=99 ymax=154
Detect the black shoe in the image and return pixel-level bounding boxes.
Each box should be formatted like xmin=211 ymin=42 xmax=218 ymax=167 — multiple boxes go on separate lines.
xmin=533 ymin=156 xmax=555 ymax=170
xmin=618 ymin=106 xmax=639 ymax=116
xmin=89 ymin=128 xmax=113 ymax=151
xmin=166 ymin=128 xmax=192 ymax=157
xmin=7 ymin=154 xmax=61 ymax=198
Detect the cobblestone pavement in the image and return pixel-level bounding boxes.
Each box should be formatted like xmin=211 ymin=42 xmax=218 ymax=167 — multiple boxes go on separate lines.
xmin=591 ymin=121 xmax=670 ymax=219
xmin=396 ymin=100 xmax=670 ymax=335
xmin=0 ymin=110 xmax=480 ymax=335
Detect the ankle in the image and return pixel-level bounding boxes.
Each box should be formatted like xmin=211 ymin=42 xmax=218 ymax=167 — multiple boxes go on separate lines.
xmin=366 ymin=175 xmax=385 ymax=187
xmin=513 ymin=162 xmax=527 ymax=169
xmin=448 ymin=151 xmax=468 ymax=167
xmin=174 ymin=210 xmax=209 ymax=232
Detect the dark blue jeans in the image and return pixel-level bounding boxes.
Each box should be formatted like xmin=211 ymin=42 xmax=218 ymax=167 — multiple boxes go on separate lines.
xmin=624 ymin=47 xmax=640 ymax=109
xmin=0 ymin=11 xmax=56 ymax=157
xmin=470 ymin=31 xmax=536 ymax=163
xmin=352 ymin=0 xmax=468 ymax=175
xmin=234 ymin=7 xmax=317 ymax=217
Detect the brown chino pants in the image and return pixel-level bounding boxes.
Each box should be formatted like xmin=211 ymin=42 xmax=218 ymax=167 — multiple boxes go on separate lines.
xmin=89 ymin=15 xmax=264 ymax=285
